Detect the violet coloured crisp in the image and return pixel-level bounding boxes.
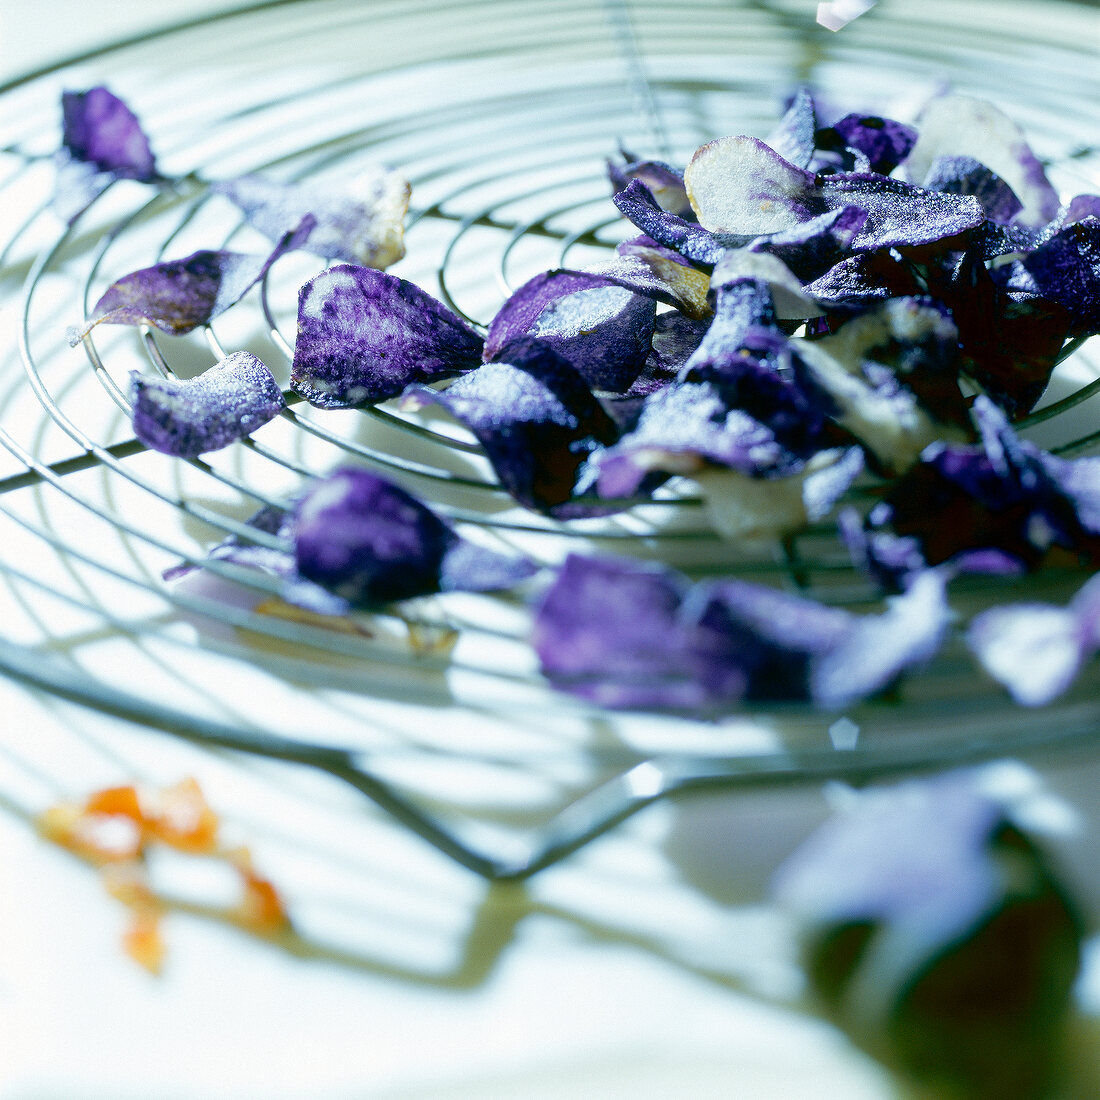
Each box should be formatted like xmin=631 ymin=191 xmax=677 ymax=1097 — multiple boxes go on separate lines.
xmin=130 ymin=351 xmax=285 ymax=458
xmin=72 ymin=219 xmax=313 ymax=341
xmin=291 ymin=265 xmax=485 ymax=408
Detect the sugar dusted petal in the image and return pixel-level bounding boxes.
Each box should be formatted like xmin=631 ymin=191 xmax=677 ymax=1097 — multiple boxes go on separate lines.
xmin=703 ymin=576 xmax=854 ymax=655
xmin=686 ymin=136 xmax=820 ymax=235
xmin=840 ymin=504 xmax=928 ymax=591
xmin=293 ymin=468 xmax=533 ymax=607
xmin=1046 ymin=195 xmax=1100 ymax=235
xmin=130 ymin=352 xmax=285 ymax=457
xmin=162 ymin=503 xmax=295 ymax=584
xmin=214 ymin=168 xmax=410 ymax=267
xmin=595 ymin=382 xmax=792 ymax=499
xmin=606 ymin=240 xmax=714 ymax=318
xmin=642 ymin=311 xmax=712 ymax=382
xmin=291 ymin=265 xmax=484 ymax=408
xmin=771 ymin=770 xmax=1013 ymax=1009
xmin=535 ymin=543 xmax=936 ymax=712
xmin=485 ymin=268 xmax=657 ymax=392
xmin=679 ymin=287 xmax=834 ymax=454
xmin=923 ymin=155 xmax=1022 ymax=224
xmin=405 ymin=338 xmax=618 ymax=515
xmin=701 ymin=567 xmax=945 ymax=704
xmin=532 ymin=554 xmax=746 ymax=710
xmin=749 ymin=206 xmax=869 ymax=284
xmin=824 ymin=114 xmax=917 ymax=176
xmin=796 ymin=298 xmax=968 ymax=473
xmin=968 ymin=602 xmax=1085 ymax=707
xmin=607 ymin=149 xmax=693 ymax=219
xmin=437 ymin=537 xmax=539 ymax=594
xmin=799 ymin=444 xmax=865 ymax=521
xmin=1022 ymin=221 xmax=1100 ymax=337
xmin=73 ymin=222 xmax=311 ymax=341
xmin=765 ymin=87 xmax=818 ymax=170
xmin=939 ymin=252 xmax=1071 ymax=416
xmin=613 ymin=179 xmax=736 ymax=265
xmin=61 ymin=86 xmax=156 ymax=180
xmin=817 ymin=172 xmax=984 ymax=250
xmin=906 ymin=94 xmax=1060 ymax=228
xmin=294 ymin=469 xmax=451 ymax=606
xmin=811 ymin=568 xmax=950 ymax=708
xmin=774 ymin=771 xmax=1002 ymax=932
xmin=710 ymin=248 xmax=821 ymax=319
xmin=805 ymin=251 xmax=923 ymax=304
xmin=882 ymin=397 xmax=1100 ymax=570
xmin=696 ymin=446 xmax=862 ymax=540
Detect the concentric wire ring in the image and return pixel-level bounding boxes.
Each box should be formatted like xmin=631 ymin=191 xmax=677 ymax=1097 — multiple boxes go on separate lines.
xmin=0 ymin=0 xmax=1098 ymax=876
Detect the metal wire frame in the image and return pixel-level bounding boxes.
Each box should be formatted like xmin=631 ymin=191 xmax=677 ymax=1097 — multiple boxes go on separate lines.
xmin=1 ymin=0 xmax=1099 ymax=878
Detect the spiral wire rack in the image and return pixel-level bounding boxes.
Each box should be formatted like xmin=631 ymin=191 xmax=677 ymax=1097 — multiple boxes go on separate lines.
xmin=1 ymin=0 xmax=1098 ymax=877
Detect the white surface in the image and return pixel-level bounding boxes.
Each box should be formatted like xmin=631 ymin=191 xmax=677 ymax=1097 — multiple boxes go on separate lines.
xmin=0 ymin=3 xmax=1098 ymax=1098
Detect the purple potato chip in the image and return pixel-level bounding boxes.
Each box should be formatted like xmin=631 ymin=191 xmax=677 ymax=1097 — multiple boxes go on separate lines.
xmin=404 ymin=337 xmax=619 ymax=516
xmin=613 ymin=179 xmax=739 ymax=265
xmin=607 ymin=148 xmax=693 ymax=219
xmin=214 ymin=168 xmax=410 ymax=267
xmin=749 ymin=206 xmax=869 ymax=284
xmin=804 ymin=251 xmax=924 ymax=305
xmin=906 ymin=94 xmax=1060 ymax=228
xmin=967 ymin=598 xmax=1089 ymax=707
xmin=923 ymin=155 xmax=1023 ymax=225
xmin=294 ymin=467 xmax=536 ymax=607
xmin=765 ymin=87 xmax=819 ymax=170
xmin=291 ymin=265 xmax=484 ymax=408
xmin=594 ymin=382 xmax=798 ymax=499
xmin=130 ymin=351 xmax=285 ymax=458
xmin=61 ymin=86 xmax=156 ymax=180
xmin=72 ymin=219 xmax=313 ymax=342
xmin=882 ymin=397 xmax=1100 ymax=571
xmin=1021 ymin=220 xmax=1100 ymax=337
xmin=531 ymin=554 xmax=740 ymax=710
xmin=821 ymin=113 xmax=918 ymax=176
xmin=484 ymin=268 xmax=658 ymax=392
xmin=534 ymin=551 xmax=943 ymax=711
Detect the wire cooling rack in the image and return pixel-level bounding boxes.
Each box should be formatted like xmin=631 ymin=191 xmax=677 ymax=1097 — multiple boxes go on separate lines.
xmin=1 ymin=0 xmax=1098 ymax=878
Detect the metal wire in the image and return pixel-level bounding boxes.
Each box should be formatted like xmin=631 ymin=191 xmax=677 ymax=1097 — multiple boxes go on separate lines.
xmin=1 ymin=0 xmax=1098 ymax=877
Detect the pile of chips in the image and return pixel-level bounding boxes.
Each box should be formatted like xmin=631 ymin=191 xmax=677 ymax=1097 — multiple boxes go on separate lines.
xmin=62 ymin=83 xmax=1099 ymax=713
